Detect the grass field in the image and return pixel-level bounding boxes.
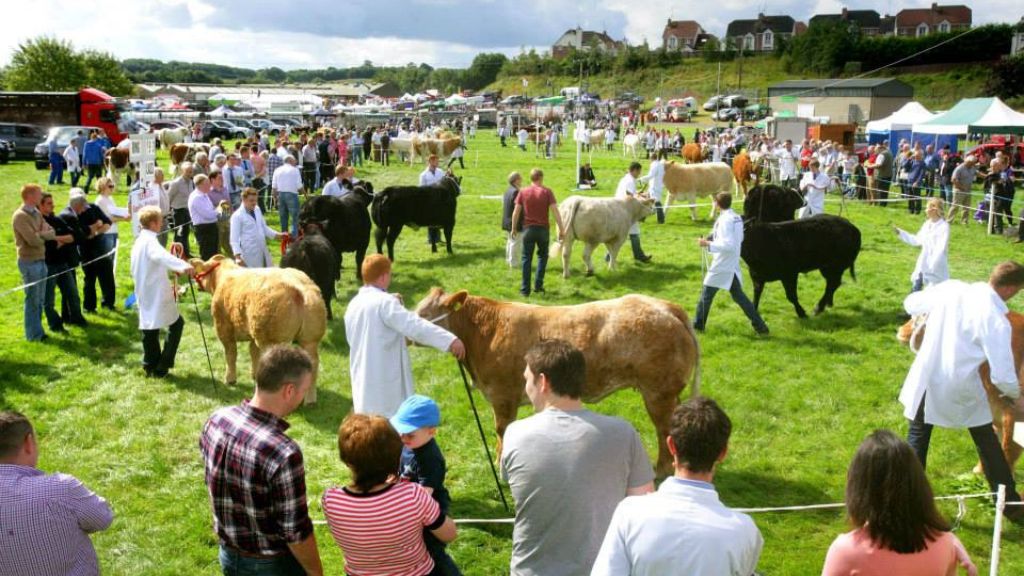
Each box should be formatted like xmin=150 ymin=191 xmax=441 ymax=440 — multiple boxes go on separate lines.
xmin=1 ymin=130 xmax=1023 ymax=575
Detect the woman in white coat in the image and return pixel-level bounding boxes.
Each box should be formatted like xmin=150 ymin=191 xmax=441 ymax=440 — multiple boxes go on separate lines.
xmin=130 ymin=206 xmax=192 ymax=377
xmin=694 ymin=192 xmax=769 ymax=335
xmin=229 ymin=187 xmax=282 ymax=268
xmin=895 ymin=197 xmax=949 ymax=292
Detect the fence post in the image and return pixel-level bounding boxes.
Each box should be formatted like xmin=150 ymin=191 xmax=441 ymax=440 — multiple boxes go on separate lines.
xmin=990 ymin=484 xmax=1006 ymax=576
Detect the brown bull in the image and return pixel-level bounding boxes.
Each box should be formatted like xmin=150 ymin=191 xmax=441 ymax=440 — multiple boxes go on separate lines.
xmin=415 ymin=288 xmax=701 ymax=476
xmin=681 ymin=142 xmax=705 ymax=164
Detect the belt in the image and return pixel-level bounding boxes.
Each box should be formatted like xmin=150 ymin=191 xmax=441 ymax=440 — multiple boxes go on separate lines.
xmin=222 ymin=544 xmax=287 ymax=559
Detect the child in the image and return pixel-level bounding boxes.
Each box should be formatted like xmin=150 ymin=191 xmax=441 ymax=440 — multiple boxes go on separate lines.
xmin=391 ymin=395 xmax=462 ymax=576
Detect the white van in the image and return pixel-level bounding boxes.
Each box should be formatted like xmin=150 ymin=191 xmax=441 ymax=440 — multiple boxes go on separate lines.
xmin=560 ymin=87 xmax=581 ymax=99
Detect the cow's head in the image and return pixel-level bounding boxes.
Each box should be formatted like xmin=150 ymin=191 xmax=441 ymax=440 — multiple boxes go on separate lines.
xmin=443 ymin=173 xmax=462 ymax=196
xmin=189 ymin=254 xmax=232 ymax=293
xmin=414 ymin=287 xmax=469 ymax=331
xmin=352 ymin=181 xmax=374 ymax=204
xmin=743 ymin=184 xmax=803 ymax=225
xmin=627 ymin=194 xmax=656 ymax=221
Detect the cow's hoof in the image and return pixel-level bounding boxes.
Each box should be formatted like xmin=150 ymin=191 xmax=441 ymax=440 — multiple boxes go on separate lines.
xmin=813 ymin=306 xmax=825 ymax=316
xmin=225 ymin=379 xmax=236 ymax=386
xmin=796 ymin=310 xmax=808 ymax=319
xmin=431 ymin=245 xmax=438 ymax=253
xmin=585 ymin=270 xmax=594 ymax=277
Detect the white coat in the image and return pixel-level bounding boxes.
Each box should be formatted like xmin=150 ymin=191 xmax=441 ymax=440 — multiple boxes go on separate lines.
xmin=615 ymin=173 xmax=642 ymax=235
xmin=130 ymin=229 xmax=190 ymax=330
xmin=899 ymin=281 xmax=1020 ymax=428
xmin=704 ymin=209 xmax=744 ymax=290
xmin=229 ymin=205 xmax=279 ymax=268
xmin=897 ymin=218 xmax=949 ymax=286
xmin=798 ymin=171 xmax=830 ymax=217
xmin=344 ymin=286 xmax=457 ymax=416
xmin=639 ymin=160 xmax=665 ymax=202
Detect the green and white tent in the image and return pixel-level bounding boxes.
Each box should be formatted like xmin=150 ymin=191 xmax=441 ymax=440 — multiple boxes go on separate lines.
xmin=913 ymin=97 xmax=1024 ymax=135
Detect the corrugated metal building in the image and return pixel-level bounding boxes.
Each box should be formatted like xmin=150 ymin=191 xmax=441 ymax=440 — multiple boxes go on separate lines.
xmin=767 ymin=78 xmax=913 ymax=124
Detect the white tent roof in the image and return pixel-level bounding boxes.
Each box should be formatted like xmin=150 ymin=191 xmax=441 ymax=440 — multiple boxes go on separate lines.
xmin=865 ymin=102 xmax=934 ymax=133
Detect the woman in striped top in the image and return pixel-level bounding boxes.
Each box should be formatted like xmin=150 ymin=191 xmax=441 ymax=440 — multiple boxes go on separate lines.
xmin=323 ymin=414 xmax=457 ymax=576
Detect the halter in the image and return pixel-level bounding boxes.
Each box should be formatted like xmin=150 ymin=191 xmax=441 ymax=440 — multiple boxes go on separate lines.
xmin=193 ymin=262 xmax=221 ymax=292
xmin=279 ymin=232 xmax=293 ymax=256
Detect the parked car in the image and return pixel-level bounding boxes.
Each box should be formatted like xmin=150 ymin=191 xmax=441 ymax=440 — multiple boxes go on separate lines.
xmin=702 ymin=95 xmax=725 ymax=111
xmin=204 ymin=119 xmax=247 ymax=140
xmin=616 ymin=92 xmax=644 ymax=105
xmin=500 ymin=95 xmax=531 ymax=107
xmin=712 ymin=107 xmax=741 ymax=122
xmin=149 ymin=119 xmax=188 ymax=131
xmin=271 ymin=117 xmax=307 ymax=130
xmin=0 ymin=139 xmax=12 ymax=164
xmin=722 ymin=94 xmax=749 ymax=108
xmin=249 ymin=118 xmax=285 ymax=135
xmin=34 ymin=126 xmax=105 ymax=170
xmin=220 ymin=118 xmax=257 ymax=138
xmin=0 ymin=122 xmax=48 ymax=159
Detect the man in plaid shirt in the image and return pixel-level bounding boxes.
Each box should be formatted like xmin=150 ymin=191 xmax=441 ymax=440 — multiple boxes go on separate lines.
xmin=265 ymin=147 xmax=284 ymax=212
xmin=200 ymin=345 xmax=324 ymax=576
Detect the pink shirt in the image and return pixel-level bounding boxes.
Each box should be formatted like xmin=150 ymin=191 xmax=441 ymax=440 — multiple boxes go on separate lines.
xmin=822 ymin=529 xmax=967 ymax=576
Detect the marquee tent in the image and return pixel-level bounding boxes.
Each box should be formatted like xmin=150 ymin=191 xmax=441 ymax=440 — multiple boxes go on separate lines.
xmin=914 ymin=97 xmax=1024 ymax=135
xmin=866 ymin=102 xmax=936 ymax=153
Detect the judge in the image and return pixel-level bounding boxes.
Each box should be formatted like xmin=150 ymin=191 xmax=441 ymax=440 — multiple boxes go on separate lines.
xmin=895 ymin=198 xmax=950 ymax=292
xmin=130 ymin=206 xmax=193 ymax=377
xmin=343 ymin=254 xmax=465 ymax=416
xmin=229 ymin=187 xmax=282 ymax=268
xmin=798 ymin=159 xmax=831 ymax=218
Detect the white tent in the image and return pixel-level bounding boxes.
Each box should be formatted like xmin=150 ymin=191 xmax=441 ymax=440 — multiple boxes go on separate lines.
xmin=865 ymin=102 xmax=935 ymax=133
xmin=913 ymin=97 xmax=1024 ymax=136
xmin=446 ymin=94 xmax=468 ymax=105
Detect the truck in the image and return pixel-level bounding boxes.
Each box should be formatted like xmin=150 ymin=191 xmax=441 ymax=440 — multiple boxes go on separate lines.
xmin=0 ymin=87 xmax=132 ymax=145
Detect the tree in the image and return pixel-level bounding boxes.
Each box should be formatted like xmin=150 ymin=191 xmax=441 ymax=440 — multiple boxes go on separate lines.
xmin=4 ymin=37 xmax=88 ymax=91
xmin=82 ymin=50 xmax=134 ymax=96
xmin=986 ymin=54 xmax=1024 ymax=100
xmin=463 ymin=52 xmax=508 ymax=90
xmin=784 ymin=20 xmax=856 ymax=75
xmin=260 ymin=67 xmax=287 ymax=82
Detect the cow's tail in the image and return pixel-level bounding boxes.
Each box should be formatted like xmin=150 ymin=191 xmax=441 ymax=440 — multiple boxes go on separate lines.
xmin=684 ymin=315 xmax=702 ymax=399
xmin=370 ymin=194 xmax=384 ymax=228
xmin=849 ymin=258 xmax=857 ymax=282
xmin=550 ymin=197 xmax=580 ymax=259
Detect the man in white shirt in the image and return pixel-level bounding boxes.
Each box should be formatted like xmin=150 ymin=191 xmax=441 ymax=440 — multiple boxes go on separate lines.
xmin=272 ymin=155 xmax=303 ymax=237
xmin=517 ymin=127 xmax=529 ymax=151
xmin=592 ymin=397 xmax=763 ymax=576
xmin=614 ymin=162 xmax=652 ymax=263
xmin=420 ymin=154 xmax=446 ymax=246
xmin=798 ymin=159 xmax=831 ymax=218
xmin=901 ymin=261 xmax=1024 ymax=517
xmin=321 ymin=164 xmax=350 ymax=198
xmin=130 ymin=206 xmax=193 ymax=377
xmin=638 ymin=151 xmax=667 ymax=224
xmin=695 ymin=192 xmax=769 ymax=335
xmin=230 ymin=188 xmax=282 ymax=268
xmin=343 ymin=254 xmax=465 ymax=416
xmin=774 ymin=140 xmax=797 ymax=189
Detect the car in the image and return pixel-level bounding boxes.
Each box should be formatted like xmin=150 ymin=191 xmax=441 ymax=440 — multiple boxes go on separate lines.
xmin=0 ymin=139 xmax=11 ymax=164
xmin=712 ymin=107 xmax=741 ymax=122
xmin=271 ymin=117 xmax=306 ymax=130
xmin=34 ymin=126 xmax=106 ymax=170
xmin=616 ymin=92 xmax=643 ymax=105
xmin=149 ymin=119 xmax=188 ymax=131
xmin=500 ymin=95 xmax=531 ymax=107
xmin=132 ymin=121 xmax=151 ymax=134
xmin=204 ymin=119 xmax=246 ymax=140
xmin=0 ymin=123 xmax=48 ymax=159
xmin=249 ymin=118 xmax=285 ymax=135
xmin=220 ymin=118 xmax=257 ymax=138
xmin=702 ymin=95 xmax=725 ymax=111
xmin=965 ymin=140 xmax=1024 ymax=168
xmin=722 ymin=94 xmax=749 ymax=108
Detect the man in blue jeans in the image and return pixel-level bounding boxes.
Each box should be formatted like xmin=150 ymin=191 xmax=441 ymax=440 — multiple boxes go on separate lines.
xmin=40 ymin=193 xmax=87 ymax=332
xmin=510 ymin=168 xmax=565 ymax=297
xmin=12 ymin=184 xmax=72 ymax=342
xmin=47 ymin=137 xmax=63 ymax=185
xmin=271 ymin=155 xmax=303 ymax=237
xmin=694 ymin=192 xmax=769 ymax=335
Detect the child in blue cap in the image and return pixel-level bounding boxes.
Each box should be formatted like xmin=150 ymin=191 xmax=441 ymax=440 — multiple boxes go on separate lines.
xmin=391 ymin=394 xmax=462 ymax=576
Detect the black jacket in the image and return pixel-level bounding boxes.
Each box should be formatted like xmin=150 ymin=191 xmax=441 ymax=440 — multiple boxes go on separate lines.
xmin=44 ymin=211 xmax=85 ymax=267
xmin=502 ymin=185 xmax=522 ymax=232
xmin=72 ymin=204 xmax=112 ymax=259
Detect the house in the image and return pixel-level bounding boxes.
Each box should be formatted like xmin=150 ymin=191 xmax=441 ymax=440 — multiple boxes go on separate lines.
xmin=552 ymin=27 xmax=625 ymax=59
xmin=767 ymin=78 xmax=914 ymax=124
xmin=895 ymin=3 xmax=971 ymax=37
xmin=662 ymin=19 xmax=708 ymax=51
xmin=725 ymin=14 xmax=805 ymax=52
xmin=808 ymin=8 xmax=883 ymax=36
xmin=1012 ymin=17 xmax=1024 ymax=57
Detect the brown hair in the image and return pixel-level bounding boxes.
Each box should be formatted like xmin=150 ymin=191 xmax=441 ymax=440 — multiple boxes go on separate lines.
xmin=845 ymin=430 xmax=949 ymax=553
xmin=138 ymin=206 xmax=163 ymax=229
xmin=255 ymin=345 xmax=313 ymax=393
xmin=990 ymin=261 xmax=1024 ymax=288
xmin=530 ymin=168 xmax=543 ymax=182
xmin=241 ymin=187 xmax=258 ymax=199
xmin=335 ymin=164 xmax=347 ymax=177
xmin=524 ymin=339 xmax=586 ymax=399
xmin=338 ymin=413 xmax=403 ymax=492
xmin=0 ymin=411 xmax=33 ymax=459
xmin=715 ymin=191 xmax=733 ymax=210
xmin=361 ymin=254 xmax=391 ymax=285
xmin=669 ymin=397 xmax=732 ymax=473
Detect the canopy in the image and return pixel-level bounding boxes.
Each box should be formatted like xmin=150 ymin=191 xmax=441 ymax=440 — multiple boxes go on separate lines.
xmin=534 ymin=96 xmax=566 ymax=106
xmin=866 ymin=102 xmax=935 ymax=133
xmin=310 ymin=108 xmax=335 ymax=117
xmin=209 ymin=105 xmax=236 ymax=116
xmin=208 ymin=95 xmax=239 ymax=107
xmin=913 ymin=97 xmax=1024 ymax=136
xmin=446 ymin=94 xmax=467 ymax=105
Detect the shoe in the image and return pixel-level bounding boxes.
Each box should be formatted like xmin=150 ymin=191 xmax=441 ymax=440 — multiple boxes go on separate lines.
xmin=520 ymin=290 xmax=530 ymax=297
xmin=51 ymin=326 xmax=68 ymax=334
xmin=35 ymin=334 xmax=49 ymax=342
xmin=1005 ymin=502 xmax=1024 ymax=524
xmin=755 ymin=328 xmax=770 ymax=337
xmin=66 ymin=319 xmax=88 ymax=327
xmin=534 ymin=287 xmax=545 ymax=294
xmin=84 ymin=308 xmax=97 ymax=314
xmin=637 ymin=255 xmax=653 ymax=264
xmin=101 ymin=304 xmax=117 ymax=312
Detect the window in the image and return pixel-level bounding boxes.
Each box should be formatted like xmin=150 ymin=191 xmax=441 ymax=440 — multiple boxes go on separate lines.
xmin=744 ymin=33 xmax=755 ymax=50
xmin=99 ymin=109 xmax=117 ymax=123
xmin=916 ymin=23 xmax=929 ymax=37
xmin=763 ymin=30 xmax=774 ymax=49
xmin=668 ymin=36 xmax=678 ymax=50
xmin=937 ymin=20 xmax=950 ymax=33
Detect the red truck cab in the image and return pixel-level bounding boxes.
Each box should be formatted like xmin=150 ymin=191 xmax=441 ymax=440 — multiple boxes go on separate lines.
xmin=78 ymin=87 xmax=131 ymax=145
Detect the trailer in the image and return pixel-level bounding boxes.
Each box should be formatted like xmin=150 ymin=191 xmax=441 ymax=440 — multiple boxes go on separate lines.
xmin=0 ymin=88 xmax=131 ymax=144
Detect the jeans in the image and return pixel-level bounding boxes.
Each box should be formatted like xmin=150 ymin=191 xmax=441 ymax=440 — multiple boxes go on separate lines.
xmin=83 ymin=164 xmax=103 ymax=192
xmin=520 ymin=226 xmax=549 ymax=295
xmin=907 ymin=184 xmax=922 ymax=215
xmin=694 ymin=276 xmax=769 ymax=333
xmin=45 ymin=262 xmax=84 ymax=329
xmin=907 ymin=398 xmax=1020 ymax=505
xmin=939 ymin=177 xmax=952 ymax=204
xmin=173 ymin=208 xmax=192 ymax=258
xmin=218 ymin=546 xmax=305 ymax=576
xmin=48 ymin=152 xmax=64 ymax=185
xmin=351 ymin=147 xmax=363 ymax=166
xmin=278 ymin=192 xmax=300 ymax=237
xmin=142 ymin=315 xmax=184 ymax=375
xmin=18 ymin=259 xmax=47 ymax=341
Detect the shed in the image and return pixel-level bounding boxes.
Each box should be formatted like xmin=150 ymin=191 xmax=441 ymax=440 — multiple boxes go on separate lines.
xmin=767 ymin=78 xmax=913 ymax=124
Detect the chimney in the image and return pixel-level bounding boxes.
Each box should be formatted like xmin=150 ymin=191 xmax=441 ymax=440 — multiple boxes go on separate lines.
xmin=758 ymin=12 xmax=765 ymax=19
xmin=931 ymin=3 xmax=938 ymax=10
xmin=841 ymin=7 xmax=848 ymax=19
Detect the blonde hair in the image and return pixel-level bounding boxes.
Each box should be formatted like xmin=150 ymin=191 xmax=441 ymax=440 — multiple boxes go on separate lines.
xmin=96 ymin=176 xmax=114 ymax=194
xmin=138 ymin=206 xmax=163 ymax=229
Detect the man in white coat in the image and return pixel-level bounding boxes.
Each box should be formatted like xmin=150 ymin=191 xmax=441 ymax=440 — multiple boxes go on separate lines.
xmin=895 ymin=197 xmax=949 ymax=292
xmin=900 ymin=261 xmax=1024 ymax=517
xmin=638 ymin=151 xmax=667 ymax=224
xmin=773 ymin=139 xmax=798 ymax=189
xmin=229 ymin=188 xmax=282 ymax=268
xmin=130 ymin=206 xmax=193 ymax=378
xmin=344 ymin=254 xmax=466 ymax=416
xmin=614 ymin=162 xmax=652 ymax=263
xmin=798 ymin=159 xmax=830 ymax=218
xmin=592 ymin=397 xmax=763 ymax=576
xmin=694 ymin=192 xmax=769 ymax=335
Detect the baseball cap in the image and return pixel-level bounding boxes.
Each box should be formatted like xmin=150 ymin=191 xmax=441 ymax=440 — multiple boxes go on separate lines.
xmin=390 ymin=395 xmax=441 ymax=434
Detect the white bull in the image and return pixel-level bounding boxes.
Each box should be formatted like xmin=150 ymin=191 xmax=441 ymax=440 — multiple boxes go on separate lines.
xmin=157 ymin=127 xmax=187 ymax=149
xmin=622 ymin=133 xmax=640 ymax=158
xmin=663 ymin=161 xmax=735 ymax=221
xmin=551 ymin=194 xmax=655 ymax=278
xmin=390 ymin=137 xmax=418 ymax=164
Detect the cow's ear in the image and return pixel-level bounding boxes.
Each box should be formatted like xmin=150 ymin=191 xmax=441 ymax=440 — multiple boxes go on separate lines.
xmin=443 ymin=290 xmax=469 ymax=310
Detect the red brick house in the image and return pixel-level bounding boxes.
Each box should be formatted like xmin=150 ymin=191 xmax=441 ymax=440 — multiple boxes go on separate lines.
xmin=662 ymin=19 xmax=708 ymax=52
xmin=551 ymin=27 xmax=625 ymax=60
xmin=895 ymin=3 xmax=971 ymax=36
xmin=725 ymin=14 xmax=805 ymax=52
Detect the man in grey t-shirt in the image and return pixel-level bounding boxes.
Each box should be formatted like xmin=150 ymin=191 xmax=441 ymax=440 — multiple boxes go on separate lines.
xmin=500 ymin=340 xmax=655 ymax=576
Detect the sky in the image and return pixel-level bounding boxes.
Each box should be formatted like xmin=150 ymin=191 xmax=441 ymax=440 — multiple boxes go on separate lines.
xmin=2 ymin=0 xmax=1020 ymax=70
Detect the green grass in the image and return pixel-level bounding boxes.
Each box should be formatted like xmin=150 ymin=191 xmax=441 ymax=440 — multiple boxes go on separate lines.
xmin=1 ymin=130 xmax=1023 ymax=575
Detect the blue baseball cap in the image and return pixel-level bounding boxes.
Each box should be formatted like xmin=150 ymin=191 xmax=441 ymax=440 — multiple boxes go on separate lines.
xmin=390 ymin=395 xmax=441 ymax=434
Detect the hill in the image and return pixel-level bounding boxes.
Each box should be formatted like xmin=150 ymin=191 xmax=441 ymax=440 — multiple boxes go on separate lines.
xmin=486 ymin=55 xmax=997 ymax=113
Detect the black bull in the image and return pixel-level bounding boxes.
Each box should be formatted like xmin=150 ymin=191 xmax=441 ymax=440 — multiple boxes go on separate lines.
xmin=297 ymin=182 xmax=373 ymax=282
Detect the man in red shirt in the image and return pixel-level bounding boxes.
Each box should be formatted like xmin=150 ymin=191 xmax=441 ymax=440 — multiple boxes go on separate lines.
xmin=511 ymin=168 xmax=565 ymax=297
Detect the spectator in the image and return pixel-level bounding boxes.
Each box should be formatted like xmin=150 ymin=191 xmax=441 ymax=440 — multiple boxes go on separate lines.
xmin=511 ymin=168 xmax=565 ymax=297
xmin=200 ymin=345 xmax=324 ymax=576
xmin=900 ymin=261 xmax=1024 ymax=519
xmin=230 ymin=187 xmax=282 ymax=268
xmin=301 ymin=139 xmax=318 ymax=192
xmin=81 ymin=132 xmax=106 ymax=193
xmin=351 ymin=131 xmax=363 ymax=166
xmin=323 ymin=413 xmax=457 ymax=576
xmin=344 ymin=254 xmax=464 ymax=415
xmin=132 ymin=206 xmax=192 ymax=377
xmin=0 ymin=411 xmax=113 ymax=575
xmin=253 ymin=150 xmax=269 ymax=212
xmin=923 ymin=144 xmax=939 ymax=198
xmin=207 ymin=170 xmax=232 ymax=257
xmin=188 ymin=174 xmax=220 ymax=261
xmin=947 ymin=155 xmax=977 ymax=224
xmin=47 ymin=134 xmax=64 ymax=186
xmin=272 ymin=155 xmax=303 ymax=238
xmin=591 ymin=397 xmax=763 ymax=576
xmin=73 ymin=189 xmax=114 ymax=313
xmin=614 ymin=162 xmax=653 ymax=263
xmin=905 ymin=150 xmax=926 ymax=215
xmin=502 ymin=171 xmax=524 ymax=268
xmin=40 ymin=192 xmax=86 ymax=332
xmin=501 ymin=339 xmax=654 ymax=576
xmin=873 ymin=142 xmax=894 ymax=206
xmin=166 ymin=162 xmax=195 ymax=258
xmin=318 ymin=133 xmax=333 ymax=185
xmin=63 ymin=138 xmax=82 ymax=188
xmin=223 ymin=154 xmax=245 ymax=210
xmin=12 ymin=184 xmax=68 ymax=341
xmin=895 ymin=198 xmax=949 ymax=292
xmin=208 ymin=138 xmax=223 ymax=162
xmin=821 ymin=430 xmax=977 ymax=576
xmin=578 ymin=162 xmax=597 ymax=189
xmin=193 ymin=151 xmax=210 ymax=176
xmin=128 ymin=167 xmax=169 ymax=242
xmin=95 ymin=176 xmax=129 ymax=302
xmin=392 ymin=395 xmax=462 ymax=575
